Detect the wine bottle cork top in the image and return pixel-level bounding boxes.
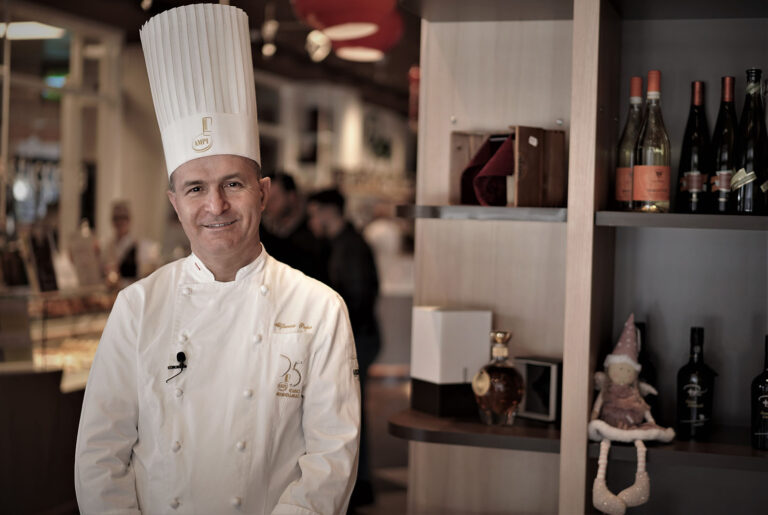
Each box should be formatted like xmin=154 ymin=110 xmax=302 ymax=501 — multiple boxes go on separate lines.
xmin=630 ymin=76 xmax=643 ymax=98
xmin=647 ymin=70 xmax=661 ymax=93
xmin=722 ymin=76 xmax=734 ymax=102
xmin=692 ymin=81 xmax=704 ymax=106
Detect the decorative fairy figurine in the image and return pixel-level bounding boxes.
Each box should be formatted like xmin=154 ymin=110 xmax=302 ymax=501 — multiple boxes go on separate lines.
xmin=589 ymin=314 xmax=675 ymax=515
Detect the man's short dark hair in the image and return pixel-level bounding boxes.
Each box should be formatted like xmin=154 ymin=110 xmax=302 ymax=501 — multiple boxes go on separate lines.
xmin=269 ymin=172 xmax=297 ymax=193
xmin=308 ymin=188 xmax=345 ymax=214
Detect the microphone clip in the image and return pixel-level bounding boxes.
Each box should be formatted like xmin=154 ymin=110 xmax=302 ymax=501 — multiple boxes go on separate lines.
xmin=166 ymin=351 xmax=187 ymax=383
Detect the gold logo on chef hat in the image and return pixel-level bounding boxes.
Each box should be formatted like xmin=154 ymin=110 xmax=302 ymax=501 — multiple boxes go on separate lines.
xmin=192 ymin=116 xmax=213 ymax=153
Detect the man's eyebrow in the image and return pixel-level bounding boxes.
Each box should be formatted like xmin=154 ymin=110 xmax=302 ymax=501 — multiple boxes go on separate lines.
xmin=220 ymin=173 xmax=246 ymax=182
xmin=181 ymin=179 xmax=205 ymax=189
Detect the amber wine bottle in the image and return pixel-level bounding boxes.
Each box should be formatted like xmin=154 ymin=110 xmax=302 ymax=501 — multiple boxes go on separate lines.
xmin=615 ymin=76 xmax=644 ymax=210
xmin=634 ymin=70 xmax=671 ymax=212
xmin=471 ymin=331 xmax=524 ymax=426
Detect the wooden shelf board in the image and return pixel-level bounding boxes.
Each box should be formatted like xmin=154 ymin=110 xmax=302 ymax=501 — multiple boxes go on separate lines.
xmin=398 ymin=0 xmax=573 ymax=22
xmin=388 ymin=409 xmax=561 ymax=453
xmin=399 ymin=0 xmax=767 ymax=22
xmin=397 ymin=205 xmax=567 ymax=222
xmin=587 ymin=426 xmax=768 ymax=472
xmin=611 ymin=0 xmax=768 ymax=20
xmin=595 ymin=211 xmax=768 ymax=231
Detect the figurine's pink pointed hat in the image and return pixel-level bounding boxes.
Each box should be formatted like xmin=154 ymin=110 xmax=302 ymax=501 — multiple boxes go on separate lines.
xmin=604 ymin=313 xmax=641 ymax=371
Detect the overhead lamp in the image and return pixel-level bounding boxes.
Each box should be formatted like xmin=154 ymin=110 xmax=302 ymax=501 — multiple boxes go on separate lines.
xmin=261 ymin=2 xmax=278 ymax=59
xmin=291 ymin=0 xmax=395 ymax=41
xmin=305 ymin=30 xmax=331 ymax=62
xmin=0 ymin=21 xmax=66 ymax=40
xmin=333 ymin=9 xmax=402 ymax=63
xmin=262 ymin=42 xmax=276 ymax=58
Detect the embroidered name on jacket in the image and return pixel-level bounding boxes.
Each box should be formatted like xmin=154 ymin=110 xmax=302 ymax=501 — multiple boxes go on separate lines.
xmin=277 ymin=354 xmax=303 ymax=399
xmin=274 ymin=322 xmax=313 ymax=331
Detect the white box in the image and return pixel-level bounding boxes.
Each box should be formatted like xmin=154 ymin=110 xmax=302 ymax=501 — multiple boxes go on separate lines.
xmin=410 ymin=306 xmax=492 ymax=384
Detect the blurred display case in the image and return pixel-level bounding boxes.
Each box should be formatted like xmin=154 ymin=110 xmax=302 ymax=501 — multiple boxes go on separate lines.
xmin=0 ymin=284 xmax=115 ymax=392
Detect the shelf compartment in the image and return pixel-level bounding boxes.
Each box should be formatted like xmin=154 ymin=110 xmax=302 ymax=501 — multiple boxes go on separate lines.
xmin=399 ymin=0 xmax=767 ymax=22
xmin=398 ymin=205 xmax=567 ymax=222
xmin=587 ymin=426 xmax=768 ymax=472
xmin=398 ymin=0 xmax=573 ymax=22
xmin=388 ymin=409 xmax=560 ymax=453
xmin=595 ymin=211 xmax=768 ymax=231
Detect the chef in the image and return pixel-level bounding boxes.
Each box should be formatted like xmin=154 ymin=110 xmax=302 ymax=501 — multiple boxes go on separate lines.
xmin=74 ymin=4 xmax=360 ymax=515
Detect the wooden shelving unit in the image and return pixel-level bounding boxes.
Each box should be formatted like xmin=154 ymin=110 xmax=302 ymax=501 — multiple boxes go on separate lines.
xmin=596 ymin=211 xmax=768 ymax=231
xmin=389 ymin=409 xmax=560 ymax=453
xmin=587 ymin=426 xmax=768 ymax=472
xmin=394 ymin=0 xmax=768 ymax=514
xmin=397 ymin=205 xmax=567 ymax=222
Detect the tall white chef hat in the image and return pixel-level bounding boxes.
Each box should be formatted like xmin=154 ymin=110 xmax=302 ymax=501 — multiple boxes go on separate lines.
xmin=140 ymin=4 xmax=260 ymax=177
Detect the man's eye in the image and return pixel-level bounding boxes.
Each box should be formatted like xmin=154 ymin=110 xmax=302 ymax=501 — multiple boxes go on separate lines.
xmin=226 ymin=182 xmax=242 ymax=188
xmin=186 ymin=186 xmax=202 ymax=194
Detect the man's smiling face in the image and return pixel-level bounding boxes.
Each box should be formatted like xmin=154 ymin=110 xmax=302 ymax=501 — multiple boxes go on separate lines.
xmin=167 ymin=154 xmax=270 ymax=265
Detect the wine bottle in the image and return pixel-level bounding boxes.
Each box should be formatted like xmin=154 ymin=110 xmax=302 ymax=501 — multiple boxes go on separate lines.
xmin=676 ymin=81 xmax=712 ymax=213
xmin=733 ymin=68 xmax=768 ymax=214
xmin=676 ymin=327 xmax=717 ymax=440
xmin=711 ymin=76 xmax=738 ymax=213
xmin=634 ymin=70 xmax=671 ymax=213
xmin=615 ymin=76 xmax=644 ymax=210
xmin=751 ymin=335 xmax=768 ymax=450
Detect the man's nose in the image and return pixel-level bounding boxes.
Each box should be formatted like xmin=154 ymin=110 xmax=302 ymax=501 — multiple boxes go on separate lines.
xmin=206 ymin=188 xmax=229 ymax=214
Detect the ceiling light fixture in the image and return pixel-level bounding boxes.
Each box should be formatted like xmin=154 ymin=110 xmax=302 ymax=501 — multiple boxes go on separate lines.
xmin=261 ymin=2 xmax=279 ymax=59
xmin=291 ymin=0 xmax=394 ymax=41
xmin=333 ymin=9 xmax=403 ymax=63
xmin=305 ymin=30 xmax=331 ymax=62
xmin=262 ymin=43 xmax=276 ymax=58
xmin=0 ymin=21 xmax=66 ymax=40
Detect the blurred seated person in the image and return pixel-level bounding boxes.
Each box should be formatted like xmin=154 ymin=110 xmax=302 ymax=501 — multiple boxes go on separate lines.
xmin=260 ymin=172 xmax=327 ymax=281
xmin=102 ymin=200 xmax=160 ymax=281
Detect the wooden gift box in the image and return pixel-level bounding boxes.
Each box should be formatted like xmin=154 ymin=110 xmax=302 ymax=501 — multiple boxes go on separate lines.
xmin=450 ymin=126 xmax=567 ymax=207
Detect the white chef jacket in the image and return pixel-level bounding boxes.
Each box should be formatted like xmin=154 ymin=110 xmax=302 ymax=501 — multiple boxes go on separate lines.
xmin=75 ymin=248 xmax=361 ymax=515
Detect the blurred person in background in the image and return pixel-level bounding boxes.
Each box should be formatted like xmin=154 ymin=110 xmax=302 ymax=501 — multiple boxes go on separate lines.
xmin=260 ymin=172 xmax=327 ymax=281
xmin=307 ymin=188 xmax=380 ymax=510
xmin=101 ymin=200 xmax=160 ymax=281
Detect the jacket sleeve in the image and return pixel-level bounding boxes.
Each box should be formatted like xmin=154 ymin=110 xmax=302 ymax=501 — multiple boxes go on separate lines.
xmin=272 ymin=296 xmax=361 ymax=515
xmin=75 ymin=290 xmax=141 ymax=515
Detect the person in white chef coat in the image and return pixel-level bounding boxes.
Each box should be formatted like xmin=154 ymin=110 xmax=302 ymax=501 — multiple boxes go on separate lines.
xmin=74 ymin=5 xmax=361 ymax=515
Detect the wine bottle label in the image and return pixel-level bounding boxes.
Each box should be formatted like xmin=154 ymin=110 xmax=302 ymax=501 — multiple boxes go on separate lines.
xmin=760 ymin=180 xmax=768 ymax=193
xmin=711 ymin=170 xmax=732 ymax=193
xmin=731 ymin=168 xmax=757 ymax=191
xmin=633 ymin=165 xmax=670 ymax=201
xmin=615 ymin=167 xmax=633 ymax=201
xmin=472 ymin=370 xmax=491 ymax=396
xmin=747 ymin=82 xmax=761 ymax=95
xmin=680 ymin=171 xmax=705 ymax=193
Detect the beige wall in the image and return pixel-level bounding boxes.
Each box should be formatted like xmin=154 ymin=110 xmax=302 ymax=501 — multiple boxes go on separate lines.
xmin=97 ymin=44 xmax=167 ymax=245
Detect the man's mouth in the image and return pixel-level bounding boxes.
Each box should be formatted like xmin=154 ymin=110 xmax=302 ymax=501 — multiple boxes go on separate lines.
xmin=202 ymin=220 xmax=236 ymax=228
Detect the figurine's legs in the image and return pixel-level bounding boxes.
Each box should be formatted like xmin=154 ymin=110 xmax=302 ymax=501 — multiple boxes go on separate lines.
xmin=592 ymin=439 xmax=626 ymax=515
xmin=618 ymin=440 xmax=650 ymax=508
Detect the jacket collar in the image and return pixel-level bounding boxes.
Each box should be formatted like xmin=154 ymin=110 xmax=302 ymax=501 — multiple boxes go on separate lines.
xmin=184 ymin=245 xmax=268 ymax=284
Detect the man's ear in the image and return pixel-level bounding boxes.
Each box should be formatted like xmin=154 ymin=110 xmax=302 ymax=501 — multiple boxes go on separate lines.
xmin=167 ymin=189 xmax=179 ymax=215
xmin=259 ymin=176 xmax=271 ymax=213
